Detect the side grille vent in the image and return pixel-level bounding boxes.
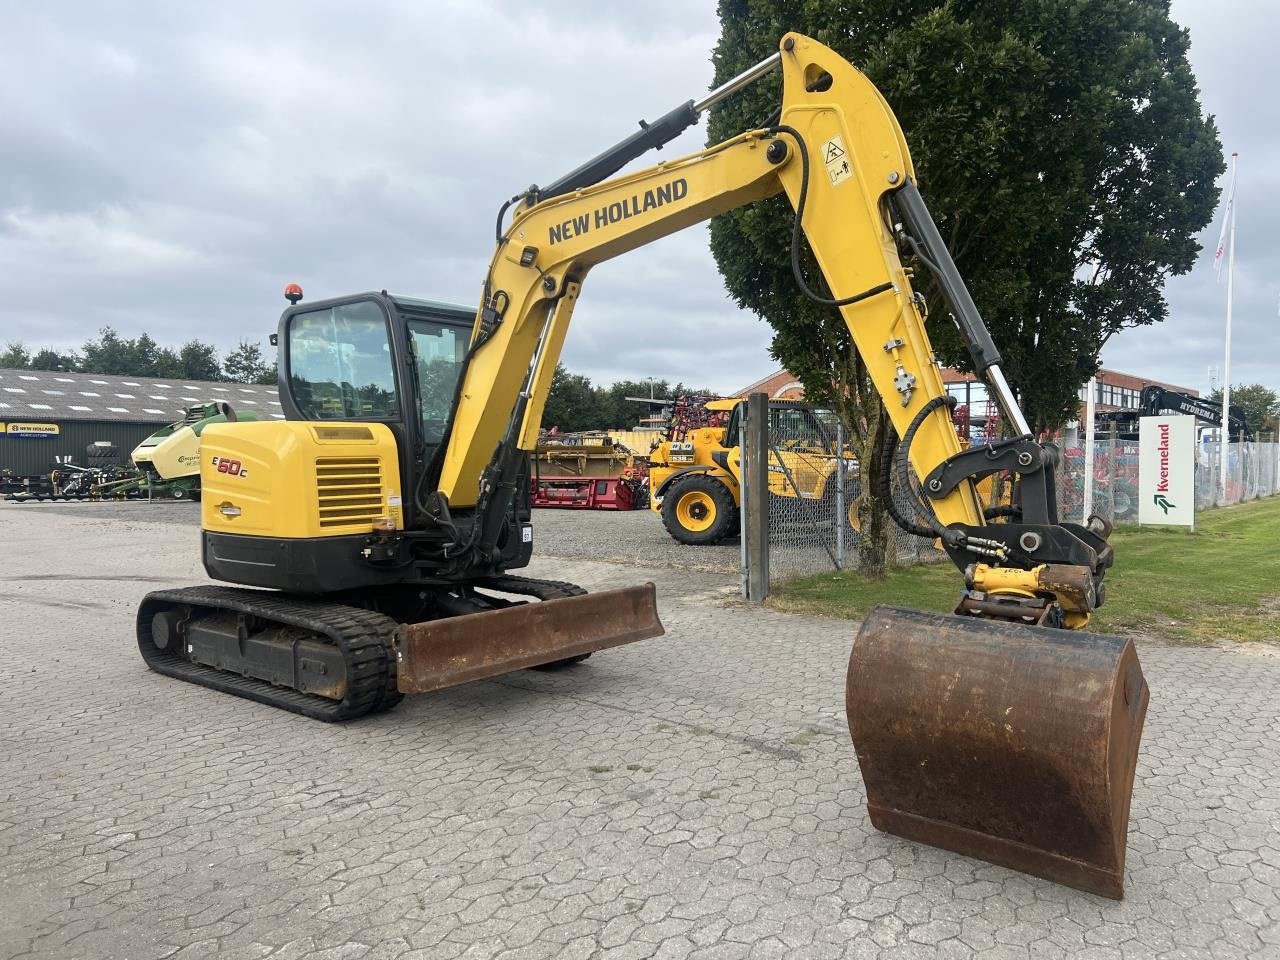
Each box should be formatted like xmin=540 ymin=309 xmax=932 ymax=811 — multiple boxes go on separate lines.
xmin=316 ymin=457 xmax=383 ymax=528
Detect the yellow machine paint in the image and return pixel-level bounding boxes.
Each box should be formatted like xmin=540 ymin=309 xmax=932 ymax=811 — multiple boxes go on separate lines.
xmin=200 ymin=421 xmax=403 ymax=538
xmin=648 ymin=397 xmax=848 ymax=544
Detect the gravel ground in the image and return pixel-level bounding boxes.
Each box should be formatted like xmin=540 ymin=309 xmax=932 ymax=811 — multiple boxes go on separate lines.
xmin=532 ymin=508 xmax=741 ymax=574
xmin=3 ymin=500 xmax=744 ymax=573
xmin=3 ymin=502 xmax=1279 ymax=959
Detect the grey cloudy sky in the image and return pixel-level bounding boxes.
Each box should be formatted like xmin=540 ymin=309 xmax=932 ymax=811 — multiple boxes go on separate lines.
xmin=1 ymin=1 xmax=1274 ymax=396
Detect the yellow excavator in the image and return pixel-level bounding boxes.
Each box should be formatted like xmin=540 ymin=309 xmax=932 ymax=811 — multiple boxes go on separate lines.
xmin=136 ymin=34 xmax=1148 ymax=898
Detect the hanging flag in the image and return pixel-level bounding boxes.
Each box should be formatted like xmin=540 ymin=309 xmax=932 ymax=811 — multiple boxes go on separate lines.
xmin=1214 ymin=153 xmax=1238 ymax=282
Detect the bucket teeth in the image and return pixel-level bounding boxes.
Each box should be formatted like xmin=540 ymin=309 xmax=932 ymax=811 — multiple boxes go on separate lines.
xmin=847 ymin=605 xmax=1149 ymax=898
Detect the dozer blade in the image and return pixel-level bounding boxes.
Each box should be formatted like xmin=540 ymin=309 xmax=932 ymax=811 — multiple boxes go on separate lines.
xmin=847 ymin=605 xmax=1149 ymax=899
xmin=396 ymin=583 xmax=664 ymax=694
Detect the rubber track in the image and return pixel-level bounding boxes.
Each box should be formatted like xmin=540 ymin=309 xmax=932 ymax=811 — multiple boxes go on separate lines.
xmin=137 ymin=585 xmax=401 ymax=722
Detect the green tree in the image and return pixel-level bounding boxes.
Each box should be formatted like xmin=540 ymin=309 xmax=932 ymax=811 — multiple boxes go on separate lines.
xmin=542 ymin=364 xmax=600 ymax=432
xmin=178 ymin=340 xmax=223 ymax=381
xmin=710 ymin=0 xmax=1222 ymax=573
xmin=28 ymin=348 xmax=79 ymax=371
xmin=1209 ymin=384 xmax=1280 ymax=438
xmin=223 ymin=341 xmax=270 ymax=384
xmin=598 ymin=378 xmax=673 ymax=431
xmin=79 ymin=328 xmax=138 ymax=375
xmin=79 ymin=328 xmax=184 ymax=378
xmin=1 ymin=342 xmax=31 ymax=368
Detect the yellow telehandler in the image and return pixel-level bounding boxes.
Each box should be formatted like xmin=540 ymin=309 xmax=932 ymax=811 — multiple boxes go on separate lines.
xmin=136 ymin=34 xmax=1148 ymax=898
xmin=649 ymin=397 xmax=852 ymax=544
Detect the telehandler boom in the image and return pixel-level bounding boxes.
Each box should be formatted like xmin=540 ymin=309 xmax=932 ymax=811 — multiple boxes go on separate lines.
xmin=136 ymin=34 xmax=1148 ymax=898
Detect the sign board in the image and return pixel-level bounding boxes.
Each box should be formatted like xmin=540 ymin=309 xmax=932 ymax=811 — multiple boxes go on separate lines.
xmin=2 ymin=422 xmax=60 ymax=438
xmin=1138 ymin=415 xmax=1195 ymax=527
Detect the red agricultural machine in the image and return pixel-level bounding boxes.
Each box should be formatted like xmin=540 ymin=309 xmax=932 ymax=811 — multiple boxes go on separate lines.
xmin=530 ymin=432 xmax=650 ymax=510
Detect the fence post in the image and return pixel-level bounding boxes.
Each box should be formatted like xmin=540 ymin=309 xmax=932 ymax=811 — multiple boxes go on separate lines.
xmin=835 ymin=421 xmax=845 ymax=570
xmin=739 ymin=410 xmax=748 ymax=598
xmin=744 ymin=392 xmax=770 ymax=601
xmin=1082 ymin=377 xmax=1096 ymax=523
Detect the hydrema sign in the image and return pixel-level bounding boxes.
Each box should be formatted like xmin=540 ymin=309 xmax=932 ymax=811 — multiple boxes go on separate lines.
xmin=1138 ymin=415 xmax=1194 ymax=527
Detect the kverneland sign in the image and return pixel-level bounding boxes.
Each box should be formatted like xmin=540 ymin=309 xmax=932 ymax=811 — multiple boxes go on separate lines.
xmin=1139 ymin=415 xmax=1195 ymax=527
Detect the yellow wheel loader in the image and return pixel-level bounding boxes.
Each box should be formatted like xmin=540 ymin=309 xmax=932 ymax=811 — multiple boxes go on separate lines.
xmin=136 ymin=35 xmax=1148 ymax=898
xmin=649 ymin=398 xmax=852 ymax=544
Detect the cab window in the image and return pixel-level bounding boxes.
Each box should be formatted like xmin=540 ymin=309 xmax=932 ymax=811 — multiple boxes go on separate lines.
xmin=288 ymin=301 xmax=399 ymax=420
xmin=409 ymin=319 xmax=467 ymax=444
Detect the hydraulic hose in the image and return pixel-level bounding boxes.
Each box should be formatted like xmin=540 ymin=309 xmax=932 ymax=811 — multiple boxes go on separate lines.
xmin=879 ymin=396 xmax=967 ymax=548
xmin=877 ymin=422 xmax=935 ymax=539
xmin=766 ymin=125 xmax=895 ymax=309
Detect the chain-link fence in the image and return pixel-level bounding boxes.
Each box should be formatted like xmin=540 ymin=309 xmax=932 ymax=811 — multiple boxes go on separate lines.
xmin=1056 ymin=437 xmax=1280 ymax=524
xmin=1195 ymin=441 xmax=1280 ymax=508
xmin=1056 ymin=439 xmax=1142 ymax=526
xmin=748 ymin=408 xmax=972 ymax=587
xmin=745 ymin=405 xmax=1280 ymax=591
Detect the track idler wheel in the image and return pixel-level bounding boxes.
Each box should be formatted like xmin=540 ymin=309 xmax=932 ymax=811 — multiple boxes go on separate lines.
xmin=847 ymin=605 xmax=1149 ymax=898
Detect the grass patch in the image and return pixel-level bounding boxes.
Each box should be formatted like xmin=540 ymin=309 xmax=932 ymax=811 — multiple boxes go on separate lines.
xmin=768 ymin=497 xmax=1280 ymax=644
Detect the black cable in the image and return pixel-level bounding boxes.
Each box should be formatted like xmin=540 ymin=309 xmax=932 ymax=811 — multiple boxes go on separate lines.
xmin=898 ymin=396 xmax=966 ymax=547
xmin=494 ymin=193 xmax=521 ymax=244
xmin=766 ymin=125 xmax=896 ymax=308
xmin=876 ymin=395 xmax=969 ymax=548
xmin=984 ymin=505 xmax=1021 ymax=521
xmin=877 ymin=421 xmax=936 ymax=539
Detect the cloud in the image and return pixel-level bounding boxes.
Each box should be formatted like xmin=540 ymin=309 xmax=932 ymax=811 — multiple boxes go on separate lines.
xmin=0 ymin=0 xmax=1273 ymax=400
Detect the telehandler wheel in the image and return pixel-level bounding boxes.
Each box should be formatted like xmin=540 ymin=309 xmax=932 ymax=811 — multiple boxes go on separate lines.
xmin=661 ymin=475 xmax=737 ymax=545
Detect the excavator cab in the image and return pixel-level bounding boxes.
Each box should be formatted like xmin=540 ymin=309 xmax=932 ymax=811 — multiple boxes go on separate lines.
xmin=196 ymin=291 xmax=533 ymax=590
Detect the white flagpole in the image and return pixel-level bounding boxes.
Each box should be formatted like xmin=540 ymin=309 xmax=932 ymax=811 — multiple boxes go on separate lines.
xmin=1220 ymin=152 xmax=1238 ymax=504
xmin=1083 ymin=376 xmax=1096 ymax=522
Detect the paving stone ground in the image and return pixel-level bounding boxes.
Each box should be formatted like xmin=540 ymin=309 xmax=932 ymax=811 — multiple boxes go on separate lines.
xmin=1 ymin=502 xmax=1278 ymax=960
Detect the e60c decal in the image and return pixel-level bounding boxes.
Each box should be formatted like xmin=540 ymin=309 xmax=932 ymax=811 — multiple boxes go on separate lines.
xmin=211 ymin=456 xmax=249 ymax=479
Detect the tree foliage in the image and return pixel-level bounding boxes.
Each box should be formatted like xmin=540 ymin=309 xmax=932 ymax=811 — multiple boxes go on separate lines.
xmin=541 ymin=365 xmax=717 ymax=433
xmin=28 ymin=348 xmax=79 ymax=371
xmin=178 ymin=340 xmax=222 ymax=381
xmin=222 ymin=340 xmax=277 ymax=385
xmin=1209 ymin=384 xmax=1280 ymax=438
xmin=710 ymin=0 xmax=1223 ymax=432
xmin=0 ymin=329 xmax=278 ymax=383
xmin=542 ymin=365 xmax=601 ymax=433
xmin=0 ymin=343 xmax=31 ymax=368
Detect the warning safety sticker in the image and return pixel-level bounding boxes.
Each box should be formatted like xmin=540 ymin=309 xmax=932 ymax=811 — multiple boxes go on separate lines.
xmin=822 ymin=135 xmax=852 ymax=187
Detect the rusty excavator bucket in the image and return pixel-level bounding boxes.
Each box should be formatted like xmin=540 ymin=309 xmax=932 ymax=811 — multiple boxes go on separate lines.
xmin=847 ymin=606 xmax=1149 ymax=899
xmin=395 ymin=584 xmax=665 ymax=694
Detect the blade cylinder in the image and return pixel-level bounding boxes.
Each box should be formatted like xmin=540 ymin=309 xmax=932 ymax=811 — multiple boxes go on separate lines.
xmin=847 ymin=605 xmax=1149 ymax=898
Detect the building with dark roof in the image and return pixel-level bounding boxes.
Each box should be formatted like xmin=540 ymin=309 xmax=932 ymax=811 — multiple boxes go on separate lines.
xmin=0 ymin=368 xmax=282 ymax=476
